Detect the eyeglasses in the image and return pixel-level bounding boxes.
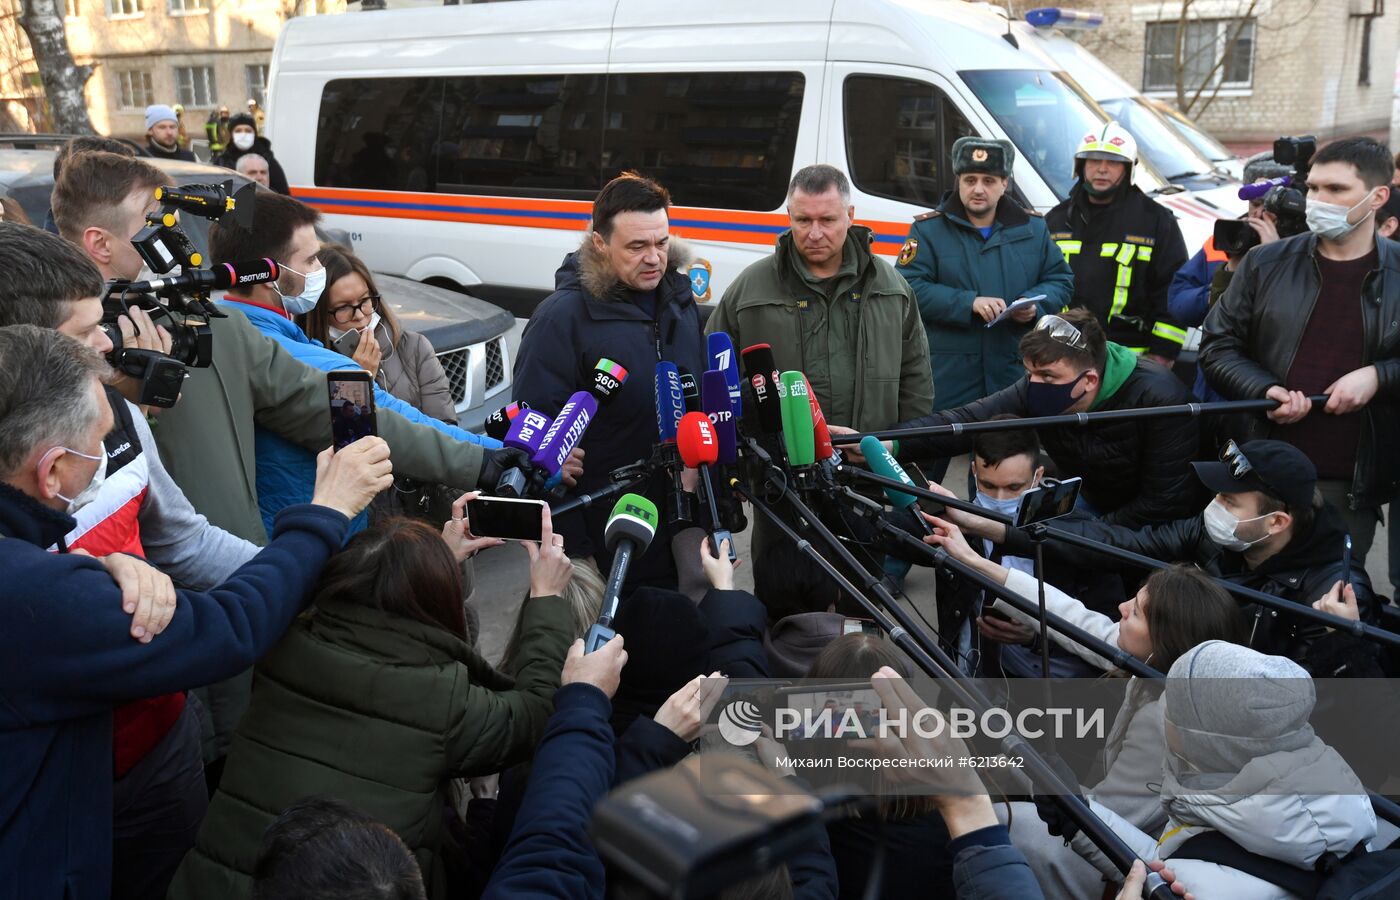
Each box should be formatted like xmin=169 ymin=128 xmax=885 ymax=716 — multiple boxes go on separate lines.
xmin=327 ymin=294 xmax=379 ymax=326
xmin=1033 ymin=314 xmax=1090 ymax=352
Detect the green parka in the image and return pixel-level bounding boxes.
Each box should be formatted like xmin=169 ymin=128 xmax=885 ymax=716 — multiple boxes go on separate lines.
xmin=706 ymin=226 xmax=933 ymax=431
xmin=166 ymin=590 xmax=574 ymax=900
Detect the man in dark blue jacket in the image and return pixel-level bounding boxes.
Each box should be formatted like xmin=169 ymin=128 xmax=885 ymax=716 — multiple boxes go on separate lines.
xmin=514 ymin=173 xmax=706 ymax=588
xmin=0 ymin=324 xmax=391 ymax=899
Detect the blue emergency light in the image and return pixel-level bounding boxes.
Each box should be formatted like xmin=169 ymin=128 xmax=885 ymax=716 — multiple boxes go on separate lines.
xmin=1025 ymin=7 xmax=1105 ymax=29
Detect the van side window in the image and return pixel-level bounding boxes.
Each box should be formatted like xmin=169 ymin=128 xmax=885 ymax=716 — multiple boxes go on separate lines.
xmin=602 ymin=72 xmax=805 ymax=212
xmin=316 ymin=78 xmax=447 ymax=192
xmin=438 ymin=74 xmax=605 ymax=197
xmin=843 ymin=75 xmax=975 ymax=208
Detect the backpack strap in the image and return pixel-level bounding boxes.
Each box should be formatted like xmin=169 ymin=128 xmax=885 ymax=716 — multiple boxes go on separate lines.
xmin=1173 ymin=831 xmax=1326 ymax=898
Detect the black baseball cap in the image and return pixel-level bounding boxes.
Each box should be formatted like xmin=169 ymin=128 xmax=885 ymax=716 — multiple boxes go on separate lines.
xmin=1192 ymin=440 xmax=1316 ymax=511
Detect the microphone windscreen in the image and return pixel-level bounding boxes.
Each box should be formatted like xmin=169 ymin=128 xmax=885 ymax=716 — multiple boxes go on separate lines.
xmin=861 ymin=435 xmax=919 ymax=511
xmin=779 ymin=371 xmax=815 ymax=467
xmin=210 ymin=258 xmax=280 ymax=290
xmin=740 ymin=343 xmax=783 ymax=436
xmin=604 ymin=493 xmax=659 ymax=553
xmin=531 ymin=391 xmax=597 ymax=477
xmin=654 ymin=361 xmax=684 ymax=442
xmin=677 ymin=410 xmax=720 ymax=468
xmin=707 ymin=331 xmax=742 ymax=418
xmin=803 ymin=375 xmax=833 ymax=461
xmin=679 ymin=369 xmax=701 ymax=413
xmin=589 ymin=358 xmax=629 ymax=405
xmin=700 ymin=369 xmax=737 ymax=465
xmin=484 ymin=400 xmax=530 ymax=441
xmin=503 ymin=408 xmax=552 ymax=453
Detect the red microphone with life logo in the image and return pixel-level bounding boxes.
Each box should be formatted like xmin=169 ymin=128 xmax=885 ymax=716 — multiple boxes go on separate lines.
xmin=677 ymin=410 xmax=736 ymax=562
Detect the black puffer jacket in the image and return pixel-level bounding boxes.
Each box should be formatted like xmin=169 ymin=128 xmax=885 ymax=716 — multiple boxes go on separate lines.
xmin=1199 ymin=232 xmax=1400 ymax=508
xmin=212 ymin=113 xmax=290 ymax=195
xmin=1002 ymin=501 xmax=1376 ymax=664
xmin=897 ymin=350 xmax=1201 ymax=527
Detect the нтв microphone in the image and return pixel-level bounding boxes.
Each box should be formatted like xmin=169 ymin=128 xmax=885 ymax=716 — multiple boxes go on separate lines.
xmin=484 ymin=400 xmax=530 ymax=441
xmin=531 ymin=391 xmax=597 ymax=479
xmin=589 ymin=358 xmax=630 ymax=405
xmin=707 ymin=331 xmax=742 ymax=418
xmin=496 ymin=408 xmax=552 ymax=496
xmin=740 ymin=343 xmax=783 ymax=437
xmin=803 ymin=375 xmax=833 ymax=462
xmin=700 ymin=369 xmax=738 ymax=466
xmin=585 ymin=493 xmax=660 ymax=653
xmin=125 ymin=258 xmax=280 ymax=294
xmin=678 ymin=411 xmax=735 ymax=562
xmin=778 ymin=371 xmax=816 ymax=467
xmin=655 ymin=361 xmax=684 ymax=442
xmin=861 ymin=435 xmax=934 ymax=536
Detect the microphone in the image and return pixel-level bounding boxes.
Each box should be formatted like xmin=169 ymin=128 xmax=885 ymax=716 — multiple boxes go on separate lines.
xmin=584 ymin=493 xmax=660 ymax=653
xmin=680 ymin=369 xmax=702 ymax=413
xmin=589 ymin=358 xmax=630 ymax=405
xmin=707 ymin=331 xmax=742 ymax=418
xmin=803 ymin=375 xmax=834 ymax=462
xmin=531 ymin=391 xmax=597 ymax=479
xmin=778 ymin=371 xmax=816 ymax=467
xmin=495 ymin=408 xmax=553 ymax=496
xmin=860 ymin=435 xmax=934 ymax=536
xmin=125 ymin=258 xmax=280 ymax=294
xmin=678 ymin=411 xmax=736 ymax=562
xmin=700 ymin=369 xmax=738 ymax=465
xmin=1238 ymin=176 xmax=1290 ymax=201
xmin=655 ymin=361 xmax=685 ymax=442
xmin=483 ymin=400 xmax=531 ymax=441
xmin=740 ymin=343 xmax=783 ymax=437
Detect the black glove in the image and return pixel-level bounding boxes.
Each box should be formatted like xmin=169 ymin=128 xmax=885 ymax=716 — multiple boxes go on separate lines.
xmin=1032 ymin=751 xmax=1084 ymax=842
xmin=478 ymin=447 xmax=535 ymax=495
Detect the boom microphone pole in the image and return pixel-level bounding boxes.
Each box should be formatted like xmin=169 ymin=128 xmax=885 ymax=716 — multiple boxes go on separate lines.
xmin=733 ymin=474 xmax=1176 ymax=900
xmin=831 ymin=395 xmax=1332 ymax=444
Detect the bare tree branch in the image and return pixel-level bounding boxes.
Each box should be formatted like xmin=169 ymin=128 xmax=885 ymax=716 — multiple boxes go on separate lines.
xmin=16 ymin=0 xmax=93 ymax=133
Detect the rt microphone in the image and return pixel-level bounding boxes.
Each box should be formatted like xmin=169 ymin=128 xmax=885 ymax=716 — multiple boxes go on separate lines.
xmin=707 ymin=331 xmax=743 ymax=418
xmin=778 ymin=371 xmax=816 ymax=468
xmin=861 ymin=435 xmax=934 ymax=536
xmin=124 ymin=258 xmax=280 ymax=294
xmin=585 ymin=493 xmax=660 ymax=653
xmin=483 ymin=401 xmax=531 ymax=442
xmin=678 ymin=411 xmax=735 ymax=562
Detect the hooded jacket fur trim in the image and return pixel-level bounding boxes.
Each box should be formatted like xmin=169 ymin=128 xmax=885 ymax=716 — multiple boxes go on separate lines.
xmin=575 ymin=233 xmax=695 ymax=302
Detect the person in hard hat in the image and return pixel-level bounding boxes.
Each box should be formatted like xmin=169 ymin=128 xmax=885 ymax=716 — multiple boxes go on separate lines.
xmin=172 ymin=103 xmax=190 ymax=150
xmin=1046 ymin=122 xmax=1188 ymax=369
xmin=205 ymin=106 xmax=231 ymax=155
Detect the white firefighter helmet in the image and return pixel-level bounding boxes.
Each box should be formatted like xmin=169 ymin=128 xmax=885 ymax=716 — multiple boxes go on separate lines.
xmin=1074 ymin=121 xmax=1137 ymax=179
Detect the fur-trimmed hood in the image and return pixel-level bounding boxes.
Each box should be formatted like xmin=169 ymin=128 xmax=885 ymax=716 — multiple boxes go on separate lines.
xmin=569 ymin=232 xmax=696 ymax=302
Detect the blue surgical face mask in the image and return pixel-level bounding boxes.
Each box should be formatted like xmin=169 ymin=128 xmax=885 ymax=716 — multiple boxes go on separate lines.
xmin=275 ymin=263 xmax=326 ymax=316
xmin=975 ymin=491 xmax=1023 ymax=519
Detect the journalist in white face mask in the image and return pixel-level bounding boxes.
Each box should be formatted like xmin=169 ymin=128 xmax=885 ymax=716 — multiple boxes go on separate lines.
xmin=1191 ymin=439 xmax=1317 ymax=563
xmin=1305 ymin=160 xmax=1390 ymax=247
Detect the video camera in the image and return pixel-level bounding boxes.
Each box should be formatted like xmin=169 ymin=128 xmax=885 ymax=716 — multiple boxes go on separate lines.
xmin=102 ymin=180 xmax=259 ymax=407
xmin=1214 ymin=134 xmax=1313 ymax=255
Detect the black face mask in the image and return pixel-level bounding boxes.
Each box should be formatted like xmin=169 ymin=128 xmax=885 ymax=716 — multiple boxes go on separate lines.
xmin=1026 ymin=370 xmax=1089 ymax=417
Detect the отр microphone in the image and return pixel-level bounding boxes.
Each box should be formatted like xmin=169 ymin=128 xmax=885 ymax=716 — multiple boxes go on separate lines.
xmin=700 ymin=369 xmax=738 ymax=466
xmin=585 ymin=493 xmax=660 ymax=653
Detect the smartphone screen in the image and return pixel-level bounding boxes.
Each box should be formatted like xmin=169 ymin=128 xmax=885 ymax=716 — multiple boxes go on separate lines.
xmin=328 ymin=371 xmax=376 ymax=450
xmin=467 ymin=496 xmax=546 ymax=542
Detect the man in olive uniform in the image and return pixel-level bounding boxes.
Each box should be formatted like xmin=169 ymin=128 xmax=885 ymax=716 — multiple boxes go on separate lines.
xmin=897 ymin=137 xmax=1073 ymax=410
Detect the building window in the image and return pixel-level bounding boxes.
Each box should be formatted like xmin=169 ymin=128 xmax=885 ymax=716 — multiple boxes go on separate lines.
xmin=246 ymin=64 xmax=270 ymax=107
xmin=844 ymin=75 xmax=976 ymax=208
xmin=1143 ymin=19 xmax=1255 ymax=92
xmin=174 ymin=66 xmax=217 ymax=107
xmin=105 ymin=0 xmax=142 ymax=18
xmin=116 ymin=70 xmax=155 ymax=110
xmin=167 ymin=0 xmax=209 ymax=13
xmin=65 ymin=0 xmax=81 ymax=18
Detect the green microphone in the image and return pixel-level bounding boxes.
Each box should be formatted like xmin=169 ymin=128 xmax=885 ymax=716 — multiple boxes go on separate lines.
xmin=778 ymin=371 xmax=816 ymax=467
xmin=585 ymin=493 xmax=659 ymax=653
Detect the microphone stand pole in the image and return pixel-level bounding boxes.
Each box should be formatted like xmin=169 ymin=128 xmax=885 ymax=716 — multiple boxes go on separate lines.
xmin=733 ymin=474 xmax=1176 ymax=900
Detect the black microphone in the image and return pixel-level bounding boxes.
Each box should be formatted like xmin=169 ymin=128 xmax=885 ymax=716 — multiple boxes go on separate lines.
xmin=124 ymin=258 xmax=281 ymax=294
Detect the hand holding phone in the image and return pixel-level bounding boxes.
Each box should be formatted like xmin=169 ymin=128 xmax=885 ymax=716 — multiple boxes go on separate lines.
xmin=327 ymin=371 xmax=376 ymax=450
xmin=465 ymin=495 xmax=547 ymax=542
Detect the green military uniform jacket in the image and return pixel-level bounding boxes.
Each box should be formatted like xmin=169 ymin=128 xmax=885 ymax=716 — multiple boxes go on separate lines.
xmin=706 ymin=225 xmax=933 ymax=431
xmin=168 ymin=591 xmax=574 ymax=900
xmin=896 ymin=193 xmax=1074 ymax=410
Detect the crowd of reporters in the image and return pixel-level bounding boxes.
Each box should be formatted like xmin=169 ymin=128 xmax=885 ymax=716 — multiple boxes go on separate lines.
xmin=0 ymin=125 xmax=1398 ymax=900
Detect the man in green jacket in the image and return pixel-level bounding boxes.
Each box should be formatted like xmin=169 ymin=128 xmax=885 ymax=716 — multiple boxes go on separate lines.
xmin=707 ymin=164 xmax=933 ymax=433
xmin=897 ymin=137 xmax=1074 ymax=410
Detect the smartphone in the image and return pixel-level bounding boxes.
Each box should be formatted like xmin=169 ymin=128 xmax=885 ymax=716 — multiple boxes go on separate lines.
xmin=1015 ymin=477 xmax=1082 ymax=528
xmin=466 ymin=495 xmax=546 ymax=542
xmin=773 ymin=682 xmax=882 ymax=741
xmin=842 ymin=618 xmax=881 ymax=637
xmin=327 ymin=370 xmax=376 ymax=450
xmin=332 ymin=327 xmax=364 ymax=359
xmin=902 ymin=461 xmax=947 ymax=517
xmin=1341 ymin=535 xmax=1353 ymax=588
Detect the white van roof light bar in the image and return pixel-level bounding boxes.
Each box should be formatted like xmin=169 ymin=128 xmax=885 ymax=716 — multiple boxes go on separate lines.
xmin=1025 ymin=7 xmax=1104 ymax=29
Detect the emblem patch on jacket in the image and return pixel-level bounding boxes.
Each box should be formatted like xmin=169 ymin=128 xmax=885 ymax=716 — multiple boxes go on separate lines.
xmin=689 ymin=259 xmax=713 ymax=302
xmin=897 ymin=238 xmax=919 ymax=267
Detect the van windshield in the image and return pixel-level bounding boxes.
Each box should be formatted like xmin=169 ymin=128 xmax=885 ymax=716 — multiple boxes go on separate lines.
xmin=959 ymin=69 xmax=1164 ymax=200
xmin=1154 ymin=100 xmax=1234 ymax=164
xmin=1098 ymin=96 xmax=1215 ymax=181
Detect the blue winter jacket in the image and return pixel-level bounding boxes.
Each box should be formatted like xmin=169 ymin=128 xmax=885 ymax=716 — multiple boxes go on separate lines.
xmin=1166 ymin=238 xmax=1228 ymax=402
xmin=896 ymin=193 xmax=1074 ymax=410
xmin=949 ymin=825 xmax=1045 ymax=900
xmin=221 ymin=298 xmax=500 ymax=535
xmin=0 ymin=483 xmax=349 ymax=900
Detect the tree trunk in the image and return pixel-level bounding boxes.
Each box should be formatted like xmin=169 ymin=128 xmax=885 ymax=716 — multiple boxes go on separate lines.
xmin=18 ymin=0 xmax=94 ymax=134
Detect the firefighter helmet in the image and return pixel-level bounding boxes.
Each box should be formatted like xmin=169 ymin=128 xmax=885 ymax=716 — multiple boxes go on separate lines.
xmin=1073 ymin=121 xmax=1137 ymax=189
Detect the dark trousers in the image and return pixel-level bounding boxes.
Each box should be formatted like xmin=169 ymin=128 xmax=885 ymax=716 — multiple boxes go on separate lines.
xmin=112 ymin=696 xmax=209 ymax=900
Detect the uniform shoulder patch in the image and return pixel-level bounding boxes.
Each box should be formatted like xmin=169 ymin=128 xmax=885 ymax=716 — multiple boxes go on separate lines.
xmin=913 ymin=210 xmax=942 ymax=222
xmin=1023 ymin=207 xmax=1043 ymax=217
xmin=897 ymin=237 xmax=920 ymax=266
